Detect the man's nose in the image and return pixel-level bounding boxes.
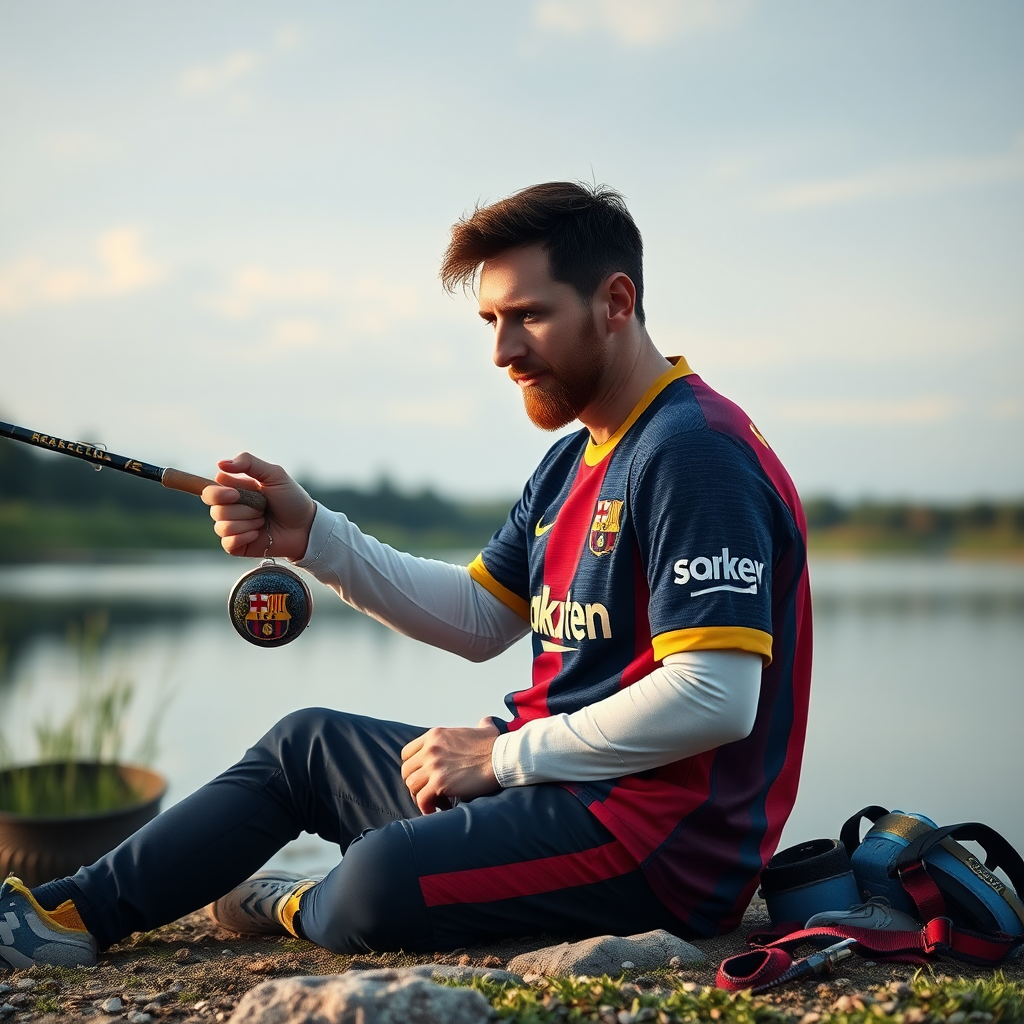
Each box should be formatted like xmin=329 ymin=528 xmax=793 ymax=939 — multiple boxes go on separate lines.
xmin=492 ymin=321 xmax=527 ymax=368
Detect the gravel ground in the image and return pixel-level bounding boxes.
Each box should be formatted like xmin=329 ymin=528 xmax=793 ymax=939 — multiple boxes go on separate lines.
xmin=4 ymin=899 xmax=1022 ymax=1022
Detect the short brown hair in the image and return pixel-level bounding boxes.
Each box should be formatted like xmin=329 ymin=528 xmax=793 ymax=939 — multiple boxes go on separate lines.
xmin=440 ymin=181 xmax=646 ymax=325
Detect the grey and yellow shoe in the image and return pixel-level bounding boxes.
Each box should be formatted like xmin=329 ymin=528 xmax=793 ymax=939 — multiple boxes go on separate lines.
xmin=207 ymin=871 xmax=321 ymax=938
xmin=0 ymin=876 xmax=97 ymax=969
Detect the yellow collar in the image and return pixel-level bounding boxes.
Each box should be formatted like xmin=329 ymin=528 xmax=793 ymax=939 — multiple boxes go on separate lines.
xmin=583 ymin=356 xmax=694 ymax=467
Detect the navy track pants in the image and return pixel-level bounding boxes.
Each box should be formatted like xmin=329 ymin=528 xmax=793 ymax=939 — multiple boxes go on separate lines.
xmin=66 ymin=708 xmax=686 ymax=953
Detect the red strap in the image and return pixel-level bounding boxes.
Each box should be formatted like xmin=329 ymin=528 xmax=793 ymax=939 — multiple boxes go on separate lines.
xmin=899 ymin=860 xmax=947 ymax=922
xmin=746 ymin=918 xmax=1015 ymax=965
xmin=716 ymin=947 xmax=792 ymax=991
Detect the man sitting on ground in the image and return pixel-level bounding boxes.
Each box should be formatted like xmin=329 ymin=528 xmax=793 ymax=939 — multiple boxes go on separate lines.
xmin=0 ymin=181 xmax=811 ymax=968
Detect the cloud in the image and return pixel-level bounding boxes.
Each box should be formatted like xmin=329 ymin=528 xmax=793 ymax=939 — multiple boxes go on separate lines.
xmin=201 ymin=266 xmax=431 ymax=338
xmin=179 ymin=50 xmax=261 ymax=96
xmin=178 ymin=26 xmax=304 ymax=97
xmin=533 ymin=0 xmax=751 ymax=46
xmin=204 ymin=267 xmax=337 ymax=319
xmin=769 ymin=136 xmax=1024 ymax=211
xmin=989 ymin=398 xmax=1024 ymax=421
xmin=0 ymin=228 xmax=164 ymax=313
xmin=271 ymin=318 xmax=323 ymax=349
xmin=44 ymin=132 xmax=113 ymax=163
xmin=776 ymin=396 xmax=960 ymax=425
xmin=382 ymin=398 xmax=475 ymax=426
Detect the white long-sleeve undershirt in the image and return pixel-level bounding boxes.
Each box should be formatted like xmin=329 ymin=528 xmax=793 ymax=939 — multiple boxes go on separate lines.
xmin=294 ymin=503 xmax=762 ymax=786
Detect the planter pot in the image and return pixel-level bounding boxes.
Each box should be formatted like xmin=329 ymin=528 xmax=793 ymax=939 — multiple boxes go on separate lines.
xmin=0 ymin=762 xmax=166 ymax=886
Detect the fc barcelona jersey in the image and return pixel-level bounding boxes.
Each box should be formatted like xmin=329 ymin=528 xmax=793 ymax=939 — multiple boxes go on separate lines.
xmin=468 ymin=357 xmax=812 ymax=935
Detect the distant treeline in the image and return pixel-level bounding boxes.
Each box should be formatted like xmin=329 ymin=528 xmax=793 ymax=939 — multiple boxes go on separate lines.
xmin=803 ymin=497 xmax=1024 ymax=555
xmin=1 ymin=438 xmax=1022 ymax=560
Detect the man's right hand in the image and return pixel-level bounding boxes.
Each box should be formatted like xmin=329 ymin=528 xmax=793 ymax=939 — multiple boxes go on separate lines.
xmin=201 ymin=452 xmax=317 ymax=561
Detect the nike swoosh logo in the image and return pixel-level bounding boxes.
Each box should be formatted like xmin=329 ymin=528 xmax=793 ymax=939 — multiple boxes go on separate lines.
xmin=534 ymin=517 xmax=556 ymax=537
xmin=690 ymin=583 xmax=758 ymax=597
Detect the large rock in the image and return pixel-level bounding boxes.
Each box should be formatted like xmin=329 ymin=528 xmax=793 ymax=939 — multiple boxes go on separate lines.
xmin=507 ymin=928 xmax=705 ymax=977
xmin=227 ymin=970 xmax=492 ymax=1024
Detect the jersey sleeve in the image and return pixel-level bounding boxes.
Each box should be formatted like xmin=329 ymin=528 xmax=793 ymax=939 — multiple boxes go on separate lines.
xmin=467 ymin=479 xmax=534 ymax=622
xmin=632 ymin=430 xmax=783 ymax=664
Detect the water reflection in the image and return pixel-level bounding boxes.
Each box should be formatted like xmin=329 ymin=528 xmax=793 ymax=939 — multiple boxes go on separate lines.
xmin=1 ymin=554 xmax=1022 ymax=873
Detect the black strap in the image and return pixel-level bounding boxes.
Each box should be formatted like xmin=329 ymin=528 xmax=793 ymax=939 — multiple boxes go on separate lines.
xmin=895 ymin=823 xmax=1024 ymax=896
xmin=840 ymin=805 xmax=890 ymax=858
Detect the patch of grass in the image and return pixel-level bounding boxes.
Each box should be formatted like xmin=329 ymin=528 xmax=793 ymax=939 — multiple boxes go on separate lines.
xmin=444 ymin=971 xmax=1024 ymax=1024
xmin=33 ymin=995 xmax=60 ymax=1013
xmin=176 ymin=990 xmax=202 ymax=1005
xmin=0 ymin=612 xmax=173 ymax=815
xmin=34 ymin=965 xmax=93 ymax=986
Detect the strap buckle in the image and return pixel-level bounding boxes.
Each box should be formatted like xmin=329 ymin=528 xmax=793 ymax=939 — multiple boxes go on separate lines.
xmin=923 ymin=916 xmax=953 ymax=953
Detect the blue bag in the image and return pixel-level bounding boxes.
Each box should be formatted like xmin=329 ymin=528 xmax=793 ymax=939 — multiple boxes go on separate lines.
xmin=841 ymin=806 xmax=1024 ymax=939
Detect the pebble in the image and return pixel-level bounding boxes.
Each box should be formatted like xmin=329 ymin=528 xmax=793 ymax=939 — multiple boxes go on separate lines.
xmin=0 ymin=1005 xmax=13 ymax=1017
xmin=14 ymin=982 xmax=33 ymax=992
xmin=127 ymin=1015 xmax=154 ymax=1024
xmin=668 ymin=956 xmax=681 ymax=968
xmin=100 ymin=996 xmax=124 ymax=1013
xmin=621 ymin=961 xmax=635 ymax=970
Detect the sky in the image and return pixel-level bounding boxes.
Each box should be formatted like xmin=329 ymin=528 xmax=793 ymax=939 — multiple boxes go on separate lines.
xmin=1 ymin=1 xmax=1021 ymax=502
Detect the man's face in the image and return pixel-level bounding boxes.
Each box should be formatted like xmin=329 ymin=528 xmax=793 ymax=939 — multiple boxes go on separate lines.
xmin=477 ymin=245 xmax=606 ymax=431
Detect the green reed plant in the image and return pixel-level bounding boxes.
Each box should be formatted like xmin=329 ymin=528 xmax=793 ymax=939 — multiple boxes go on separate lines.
xmin=0 ymin=613 xmax=174 ymax=816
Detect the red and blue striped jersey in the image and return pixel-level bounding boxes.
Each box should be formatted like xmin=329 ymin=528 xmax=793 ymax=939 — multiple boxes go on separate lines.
xmin=469 ymin=358 xmax=812 ymax=935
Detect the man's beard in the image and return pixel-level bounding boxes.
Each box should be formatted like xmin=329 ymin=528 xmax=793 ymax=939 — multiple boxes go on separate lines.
xmin=515 ymin=317 xmax=605 ymax=431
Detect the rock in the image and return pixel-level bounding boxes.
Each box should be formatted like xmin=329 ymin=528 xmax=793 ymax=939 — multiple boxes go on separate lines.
xmin=100 ymin=996 xmax=124 ymax=1013
xmin=14 ymin=980 xmax=34 ymax=991
xmin=128 ymin=1014 xmax=154 ymax=1024
xmin=227 ymin=971 xmax=493 ymax=1024
xmin=507 ymin=929 xmax=704 ymax=977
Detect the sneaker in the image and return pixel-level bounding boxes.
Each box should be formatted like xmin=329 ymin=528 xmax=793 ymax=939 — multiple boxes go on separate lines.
xmin=805 ymin=896 xmax=921 ymax=932
xmin=0 ymin=876 xmax=97 ymax=969
xmin=207 ymin=871 xmax=321 ymax=938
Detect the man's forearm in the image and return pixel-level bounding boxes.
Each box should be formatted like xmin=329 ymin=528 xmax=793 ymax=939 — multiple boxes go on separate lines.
xmin=295 ymin=504 xmax=529 ymax=661
xmin=491 ymin=649 xmax=762 ymax=786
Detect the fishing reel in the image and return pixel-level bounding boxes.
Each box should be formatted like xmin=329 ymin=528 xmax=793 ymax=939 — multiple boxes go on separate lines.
xmin=228 ymin=559 xmax=313 ymax=648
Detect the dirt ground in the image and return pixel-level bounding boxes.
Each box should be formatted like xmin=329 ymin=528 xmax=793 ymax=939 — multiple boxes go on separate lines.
xmin=6 ymin=898 xmax=1023 ymax=1022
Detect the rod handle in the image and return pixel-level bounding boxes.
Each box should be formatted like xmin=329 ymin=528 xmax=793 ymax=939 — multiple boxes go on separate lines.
xmin=161 ymin=468 xmax=268 ymax=512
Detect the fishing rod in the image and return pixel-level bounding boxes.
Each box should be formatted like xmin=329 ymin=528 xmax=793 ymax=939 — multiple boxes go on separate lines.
xmin=0 ymin=420 xmax=316 ymax=648
xmin=0 ymin=420 xmax=267 ymax=512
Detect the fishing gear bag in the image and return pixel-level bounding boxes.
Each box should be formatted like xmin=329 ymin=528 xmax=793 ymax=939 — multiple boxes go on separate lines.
xmin=759 ymin=806 xmax=1024 ymax=943
xmin=722 ymin=807 xmax=1024 ymax=989
xmin=840 ymin=806 xmax=1024 ymax=941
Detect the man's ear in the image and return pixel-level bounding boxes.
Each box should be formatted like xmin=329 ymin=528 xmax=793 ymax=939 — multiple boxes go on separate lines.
xmin=598 ymin=272 xmax=636 ymax=333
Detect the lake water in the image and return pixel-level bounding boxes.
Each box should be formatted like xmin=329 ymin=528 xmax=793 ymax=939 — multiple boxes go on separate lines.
xmin=1 ymin=554 xmax=1022 ymax=876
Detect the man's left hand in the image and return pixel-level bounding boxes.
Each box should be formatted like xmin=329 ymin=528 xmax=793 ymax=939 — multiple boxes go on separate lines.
xmin=401 ymin=721 xmax=500 ymax=814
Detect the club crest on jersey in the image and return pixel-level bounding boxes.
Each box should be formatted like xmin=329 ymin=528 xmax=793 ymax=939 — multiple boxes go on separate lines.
xmin=589 ymin=499 xmax=623 ymax=556
xmin=245 ymin=592 xmax=292 ymax=640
